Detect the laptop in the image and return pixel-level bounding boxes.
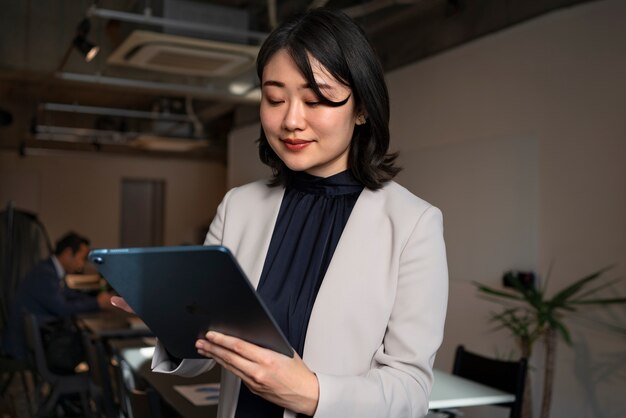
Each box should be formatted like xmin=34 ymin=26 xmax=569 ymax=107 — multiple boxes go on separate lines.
xmin=89 ymin=245 xmax=294 ymax=359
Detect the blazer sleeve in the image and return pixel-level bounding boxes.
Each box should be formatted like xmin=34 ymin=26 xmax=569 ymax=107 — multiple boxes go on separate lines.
xmin=152 ymin=188 xmax=235 ymax=376
xmin=313 ymin=206 xmax=448 ymax=418
xmin=30 ymin=266 xmax=99 ymax=317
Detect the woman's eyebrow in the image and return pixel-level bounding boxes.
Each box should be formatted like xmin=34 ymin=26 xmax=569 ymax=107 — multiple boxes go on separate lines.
xmin=262 ymin=80 xmax=334 ymax=91
xmin=262 ymin=80 xmax=284 ymax=88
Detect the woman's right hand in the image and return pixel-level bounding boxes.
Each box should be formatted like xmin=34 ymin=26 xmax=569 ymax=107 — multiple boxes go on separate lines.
xmin=110 ymin=296 xmax=135 ymax=314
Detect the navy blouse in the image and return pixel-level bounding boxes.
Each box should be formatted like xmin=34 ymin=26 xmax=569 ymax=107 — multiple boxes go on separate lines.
xmin=234 ymin=169 xmax=364 ymax=418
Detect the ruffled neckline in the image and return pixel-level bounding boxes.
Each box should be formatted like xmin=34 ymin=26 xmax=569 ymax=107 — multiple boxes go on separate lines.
xmin=286 ymin=169 xmax=363 ymax=195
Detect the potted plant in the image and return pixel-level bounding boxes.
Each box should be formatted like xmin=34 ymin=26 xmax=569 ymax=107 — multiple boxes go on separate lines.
xmin=475 ymin=266 xmax=626 ymax=418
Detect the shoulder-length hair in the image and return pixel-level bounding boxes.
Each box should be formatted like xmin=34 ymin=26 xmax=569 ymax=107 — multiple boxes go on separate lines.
xmin=256 ymin=8 xmax=400 ymax=190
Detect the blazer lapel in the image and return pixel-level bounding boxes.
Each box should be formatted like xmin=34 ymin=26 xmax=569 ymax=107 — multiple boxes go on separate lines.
xmin=302 ymin=187 xmax=386 ymax=364
xmin=234 ymin=184 xmax=285 ymax=290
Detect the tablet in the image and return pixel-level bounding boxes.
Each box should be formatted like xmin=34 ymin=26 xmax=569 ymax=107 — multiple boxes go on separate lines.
xmin=88 ymin=245 xmax=294 ymax=359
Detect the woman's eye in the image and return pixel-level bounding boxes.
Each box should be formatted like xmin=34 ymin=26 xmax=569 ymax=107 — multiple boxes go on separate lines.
xmin=266 ymin=98 xmax=284 ymax=105
xmin=305 ymin=101 xmax=320 ymax=107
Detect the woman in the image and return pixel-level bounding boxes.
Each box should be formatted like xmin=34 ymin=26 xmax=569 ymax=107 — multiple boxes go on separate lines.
xmin=116 ymin=8 xmax=448 ymax=418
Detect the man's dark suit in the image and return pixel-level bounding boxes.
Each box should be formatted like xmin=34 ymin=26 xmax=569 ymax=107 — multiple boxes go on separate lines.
xmin=1 ymin=257 xmax=99 ymax=360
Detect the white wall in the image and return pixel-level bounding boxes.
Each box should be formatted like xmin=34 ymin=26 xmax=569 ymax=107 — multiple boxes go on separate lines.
xmin=386 ymin=0 xmax=626 ymax=417
xmin=0 ymin=150 xmax=226 ymax=248
xmin=226 ymin=1 xmax=626 ymax=417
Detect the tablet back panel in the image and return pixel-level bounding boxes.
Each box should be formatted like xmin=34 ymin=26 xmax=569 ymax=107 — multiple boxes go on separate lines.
xmin=89 ymin=246 xmax=293 ymax=359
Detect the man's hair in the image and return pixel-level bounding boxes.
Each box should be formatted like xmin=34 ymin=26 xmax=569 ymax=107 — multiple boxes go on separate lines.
xmin=256 ymin=8 xmax=401 ymax=189
xmin=54 ymin=232 xmax=90 ymax=255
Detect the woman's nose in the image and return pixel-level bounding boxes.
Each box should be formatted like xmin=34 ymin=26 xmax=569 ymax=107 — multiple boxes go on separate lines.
xmin=283 ymin=101 xmax=306 ymax=131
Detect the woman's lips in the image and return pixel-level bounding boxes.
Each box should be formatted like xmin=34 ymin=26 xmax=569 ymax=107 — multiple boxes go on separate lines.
xmin=281 ymin=138 xmax=312 ymax=151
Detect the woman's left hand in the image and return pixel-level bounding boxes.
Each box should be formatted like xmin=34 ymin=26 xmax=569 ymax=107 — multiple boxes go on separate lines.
xmin=196 ymin=331 xmax=319 ymax=415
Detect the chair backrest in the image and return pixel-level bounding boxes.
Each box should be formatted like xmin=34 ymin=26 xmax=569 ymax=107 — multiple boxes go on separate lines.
xmin=0 ymin=206 xmax=52 ymax=328
xmin=81 ymin=331 xmax=105 ymax=385
xmin=23 ymin=313 xmax=57 ymax=383
xmin=23 ymin=314 xmax=93 ymax=418
xmin=83 ymin=330 xmax=126 ymax=418
xmin=452 ymin=345 xmax=527 ymax=418
xmin=117 ymin=357 xmax=162 ymax=418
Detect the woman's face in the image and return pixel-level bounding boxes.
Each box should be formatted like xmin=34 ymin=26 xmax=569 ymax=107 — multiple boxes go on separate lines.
xmin=260 ymin=49 xmax=358 ymax=178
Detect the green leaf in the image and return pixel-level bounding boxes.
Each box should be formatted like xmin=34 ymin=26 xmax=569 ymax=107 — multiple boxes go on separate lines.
xmin=549 ymin=266 xmax=613 ymax=307
xmin=474 ymin=282 xmax=524 ymax=301
xmin=489 ymin=308 xmax=537 ymax=340
xmin=570 ymin=297 xmax=626 ymax=305
xmin=475 ymin=265 xmax=626 ymax=355
xmin=574 ymin=278 xmax=623 ymax=300
xmin=504 ymin=276 xmax=544 ymax=309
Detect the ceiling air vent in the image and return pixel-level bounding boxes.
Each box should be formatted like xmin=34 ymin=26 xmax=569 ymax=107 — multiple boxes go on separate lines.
xmin=107 ymin=30 xmax=259 ymax=77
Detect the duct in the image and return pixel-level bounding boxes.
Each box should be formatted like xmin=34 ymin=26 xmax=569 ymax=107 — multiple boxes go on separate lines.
xmin=342 ymin=0 xmax=417 ymax=18
xmin=34 ymin=125 xmax=212 ymax=152
xmin=41 ymin=103 xmax=193 ymax=122
xmin=87 ymin=6 xmax=268 ymax=44
xmin=55 ymin=72 xmax=261 ymax=105
xmin=34 ymin=125 xmax=137 ymax=143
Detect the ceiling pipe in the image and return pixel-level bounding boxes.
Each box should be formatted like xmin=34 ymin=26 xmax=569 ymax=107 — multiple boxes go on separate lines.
xmin=308 ymin=0 xmax=331 ymax=10
xmin=87 ymin=6 xmax=269 ymax=43
xmin=55 ymin=72 xmax=261 ymax=105
xmin=34 ymin=125 xmax=139 ymax=142
xmin=267 ymin=0 xmax=278 ymax=29
xmin=342 ymin=0 xmax=417 ymax=19
xmin=41 ymin=103 xmax=193 ymax=122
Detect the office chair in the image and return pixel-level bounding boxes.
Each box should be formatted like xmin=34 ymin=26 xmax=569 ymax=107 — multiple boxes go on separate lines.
xmin=115 ymin=357 xmax=162 ymax=418
xmin=452 ymin=345 xmax=527 ymax=418
xmin=1 ymin=203 xmax=51 ymax=410
xmin=1 ymin=311 xmax=32 ymax=406
xmin=23 ymin=314 xmax=92 ymax=418
xmin=81 ymin=330 xmax=119 ymax=418
xmin=0 ymin=353 xmax=31 ymax=405
xmin=0 ymin=204 xmax=52 ymax=328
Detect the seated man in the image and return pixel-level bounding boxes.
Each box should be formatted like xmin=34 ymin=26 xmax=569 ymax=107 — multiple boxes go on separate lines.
xmin=2 ymin=231 xmax=113 ymax=373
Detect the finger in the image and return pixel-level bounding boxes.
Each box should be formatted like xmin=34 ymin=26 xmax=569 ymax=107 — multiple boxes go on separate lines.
xmin=196 ymin=340 xmax=260 ymax=388
xmin=110 ymin=296 xmax=135 ymax=313
xmin=207 ymin=349 xmax=247 ymax=380
xmin=205 ymin=331 xmax=270 ymax=363
xmin=208 ymin=354 xmax=270 ymax=400
xmin=197 ymin=337 xmax=259 ymax=374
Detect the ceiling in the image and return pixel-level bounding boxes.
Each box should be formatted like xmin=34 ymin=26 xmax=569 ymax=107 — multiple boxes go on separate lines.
xmin=0 ymin=0 xmax=596 ymax=160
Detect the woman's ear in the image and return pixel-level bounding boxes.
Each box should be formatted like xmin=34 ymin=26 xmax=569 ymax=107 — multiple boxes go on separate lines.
xmin=355 ymin=106 xmax=368 ymax=125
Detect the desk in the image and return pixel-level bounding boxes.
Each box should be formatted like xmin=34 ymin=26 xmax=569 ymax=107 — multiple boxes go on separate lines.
xmin=429 ymin=369 xmax=515 ymax=409
xmin=76 ymin=311 xmax=154 ymax=418
xmin=109 ymin=339 xmax=221 ymax=418
xmin=96 ymin=341 xmax=513 ymax=417
xmin=77 ymin=310 xmax=153 ymax=339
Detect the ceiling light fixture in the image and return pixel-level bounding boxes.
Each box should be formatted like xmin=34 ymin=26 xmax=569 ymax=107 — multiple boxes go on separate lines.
xmin=74 ymin=18 xmax=99 ymax=62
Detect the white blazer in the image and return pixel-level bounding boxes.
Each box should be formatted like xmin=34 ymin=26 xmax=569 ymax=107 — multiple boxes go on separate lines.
xmin=153 ymin=179 xmax=448 ymax=418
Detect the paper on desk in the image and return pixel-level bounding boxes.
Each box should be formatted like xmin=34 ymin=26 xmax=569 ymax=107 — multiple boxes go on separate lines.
xmin=174 ymin=383 xmax=220 ymax=406
xmin=141 ymin=337 xmax=157 ymax=346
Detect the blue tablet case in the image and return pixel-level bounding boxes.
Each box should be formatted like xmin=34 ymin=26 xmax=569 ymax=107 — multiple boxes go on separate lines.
xmin=89 ymin=245 xmax=294 ymax=359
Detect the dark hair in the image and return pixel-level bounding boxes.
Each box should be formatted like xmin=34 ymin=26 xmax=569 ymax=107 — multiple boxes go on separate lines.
xmin=54 ymin=232 xmax=90 ymax=255
xmin=256 ymin=8 xmax=400 ymax=189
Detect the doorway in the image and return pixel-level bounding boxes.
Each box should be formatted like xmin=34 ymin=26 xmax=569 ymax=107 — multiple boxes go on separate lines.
xmin=120 ymin=179 xmax=165 ymax=247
